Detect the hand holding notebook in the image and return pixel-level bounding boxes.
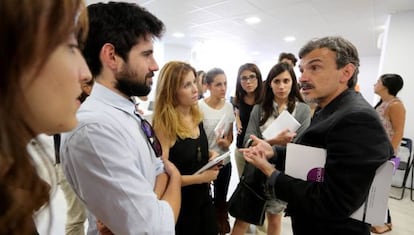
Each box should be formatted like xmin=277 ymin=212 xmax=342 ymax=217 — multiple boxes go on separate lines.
xmin=193 ymin=151 xmax=231 ymax=175
xmin=214 ymin=114 xmax=230 ymax=138
xmin=262 ymin=110 xmax=300 ymax=140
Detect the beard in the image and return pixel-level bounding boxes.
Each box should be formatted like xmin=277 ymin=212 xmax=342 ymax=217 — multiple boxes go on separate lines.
xmin=78 ymin=91 xmax=89 ymax=103
xmin=299 ymin=82 xmax=319 ymax=104
xmin=115 ymin=64 xmax=154 ymax=97
xmin=301 ymin=93 xmax=320 ymax=105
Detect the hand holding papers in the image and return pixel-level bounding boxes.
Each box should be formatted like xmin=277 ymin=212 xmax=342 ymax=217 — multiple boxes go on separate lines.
xmin=262 ymin=110 xmax=301 ymax=140
xmin=285 ymin=143 xmax=327 ymax=182
xmin=193 ymin=151 xmax=231 ymax=175
xmin=214 ymin=114 xmax=230 ymax=138
xmin=285 ymin=143 xmax=394 ymax=225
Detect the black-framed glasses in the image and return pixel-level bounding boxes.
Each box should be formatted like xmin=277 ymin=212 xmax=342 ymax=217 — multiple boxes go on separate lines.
xmin=240 ymin=74 xmax=257 ymax=83
xmin=131 ymin=97 xmax=162 ymax=158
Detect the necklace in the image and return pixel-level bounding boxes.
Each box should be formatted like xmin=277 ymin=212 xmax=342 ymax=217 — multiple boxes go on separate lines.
xmin=196 ymin=132 xmax=203 ymax=162
xmin=197 ymin=146 xmax=202 ymax=162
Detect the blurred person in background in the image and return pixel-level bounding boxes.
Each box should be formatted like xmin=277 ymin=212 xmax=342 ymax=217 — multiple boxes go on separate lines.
xmin=196 ymin=70 xmax=207 ymax=99
xmin=371 ymin=73 xmax=406 ymax=234
xmin=278 ymin=52 xmax=298 ymax=67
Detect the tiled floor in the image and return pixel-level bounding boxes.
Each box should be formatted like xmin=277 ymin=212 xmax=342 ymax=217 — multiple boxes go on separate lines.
xmin=384 ymin=188 xmax=414 ymax=235
xmin=36 ymin=150 xmax=414 ymax=235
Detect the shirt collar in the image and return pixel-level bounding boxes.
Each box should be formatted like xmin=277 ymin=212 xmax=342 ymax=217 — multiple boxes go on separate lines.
xmin=90 ymin=82 xmax=135 ymax=115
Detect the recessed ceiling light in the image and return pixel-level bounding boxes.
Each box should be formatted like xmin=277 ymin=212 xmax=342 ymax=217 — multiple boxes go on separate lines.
xmin=245 ymin=17 xmax=261 ymax=24
xmin=172 ymin=32 xmax=185 ymax=38
xmin=284 ymin=36 xmax=296 ymax=42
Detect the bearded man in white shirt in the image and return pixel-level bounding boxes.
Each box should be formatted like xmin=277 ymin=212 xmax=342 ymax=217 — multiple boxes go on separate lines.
xmin=60 ymin=2 xmax=181 ymax=235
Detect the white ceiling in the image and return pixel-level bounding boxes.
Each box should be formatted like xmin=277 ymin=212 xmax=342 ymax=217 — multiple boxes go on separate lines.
xmin=87 ymin=0 xmax=414 ymax=63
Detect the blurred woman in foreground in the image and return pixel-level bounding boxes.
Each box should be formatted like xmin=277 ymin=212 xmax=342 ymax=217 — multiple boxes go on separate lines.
xmin=0 ymin=0 xmax=91 ymax=234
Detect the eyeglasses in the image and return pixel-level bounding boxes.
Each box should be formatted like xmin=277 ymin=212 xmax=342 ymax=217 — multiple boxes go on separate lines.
xmin=131 ymin=97 xmax=162 ymax=158
xmin=240 ymin=74 xmax=257 ymax=83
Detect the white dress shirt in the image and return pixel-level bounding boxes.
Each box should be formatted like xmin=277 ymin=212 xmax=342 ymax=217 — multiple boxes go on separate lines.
xmin=60 ymin=83 xmax=175 ymax=235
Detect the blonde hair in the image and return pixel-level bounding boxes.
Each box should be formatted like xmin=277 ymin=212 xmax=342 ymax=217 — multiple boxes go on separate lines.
xmin=153 ymin=61 xmax=203 ymax=142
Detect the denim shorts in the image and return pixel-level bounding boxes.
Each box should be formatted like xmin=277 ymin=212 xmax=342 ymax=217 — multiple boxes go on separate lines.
xmin=265 ymin=198 xmax=287 ymax=214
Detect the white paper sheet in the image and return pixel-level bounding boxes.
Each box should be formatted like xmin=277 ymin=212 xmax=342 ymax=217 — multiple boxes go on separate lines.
xmin=285 ymin=143 xmax=393 ymax=225
xmin=214 ymin=114 xmax=230 ymax=138
xmin=262 ymin=110 xmax=301 ymax=140
xmin=193 ymin=151 xmax=231 ymax=175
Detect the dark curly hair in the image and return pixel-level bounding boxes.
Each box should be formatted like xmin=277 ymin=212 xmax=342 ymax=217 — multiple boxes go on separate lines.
xmin=278 ymin=52 xmax=298 ymax=66
xmin=299 ymin=36 xmax=360 ymax=89
xmin=83 ymin=1 xmax=165 ymax=77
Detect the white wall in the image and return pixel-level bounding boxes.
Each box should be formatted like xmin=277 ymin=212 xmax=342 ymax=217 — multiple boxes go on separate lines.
xmin=147 ymin=43 xmax=192 ymax=101
xmin=379 ymin=11 xmax=414 ymax=187
xmin=358 ymin=56 xmax=380 ymax=103
xmin=162 ymin=44 xmax=191 ymax=63
xmin=379 ymin=11 xmax=414 ymax=142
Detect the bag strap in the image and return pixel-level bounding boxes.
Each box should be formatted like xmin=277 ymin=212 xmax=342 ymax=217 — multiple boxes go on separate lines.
xmin=239 ymin=178 xmax=266 ymax=201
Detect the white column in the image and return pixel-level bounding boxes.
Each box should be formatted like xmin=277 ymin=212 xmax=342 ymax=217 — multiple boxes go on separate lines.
xmin=379 ymin=10 xmax=414 ymax=188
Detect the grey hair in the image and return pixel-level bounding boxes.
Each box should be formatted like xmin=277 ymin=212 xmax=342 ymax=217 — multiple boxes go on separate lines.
xmin=299 ymin=36 xmax=360 ymax=89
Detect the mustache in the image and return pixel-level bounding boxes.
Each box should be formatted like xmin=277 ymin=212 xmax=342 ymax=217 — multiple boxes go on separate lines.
xmin=146 ymin=71 xmax=154 ymax=78
xmin=78 ymin=91 xmax=90 ymax=103
xmin=299 ymin=82 xmax=314 ymax=89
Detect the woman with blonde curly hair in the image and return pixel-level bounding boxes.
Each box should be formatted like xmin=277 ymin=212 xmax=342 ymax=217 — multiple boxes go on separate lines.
xmin=153 ymin=61 xmax=220 ymax=235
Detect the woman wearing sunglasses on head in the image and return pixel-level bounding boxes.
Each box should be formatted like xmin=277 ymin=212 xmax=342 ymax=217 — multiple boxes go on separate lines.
xmin=153 ymin=61 xmax=220 ymax=235
xmin=0 ymin=0 xmax=90 ymax=234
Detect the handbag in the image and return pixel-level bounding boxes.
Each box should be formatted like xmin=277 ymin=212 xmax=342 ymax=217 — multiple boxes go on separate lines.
xmin=228 ymin=164 xmax=267 ymax=225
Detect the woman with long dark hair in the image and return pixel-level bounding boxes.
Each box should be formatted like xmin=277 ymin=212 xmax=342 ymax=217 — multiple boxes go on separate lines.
xmin=0 ymin=0 xmax=90 ymax=234
xmin=231 ymin=62 xmax=311 ymax=235
xmin=233 ymin=63 xmax=264 ymax=176
xmin=371 ymin=73 xmax=406 ymax=234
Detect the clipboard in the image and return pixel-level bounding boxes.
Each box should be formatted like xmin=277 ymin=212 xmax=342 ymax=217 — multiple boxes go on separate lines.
xmin=193 ymin=151 xmax=231 ymax=175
